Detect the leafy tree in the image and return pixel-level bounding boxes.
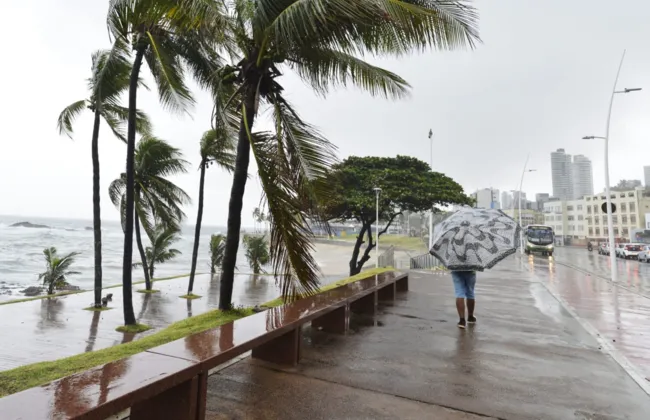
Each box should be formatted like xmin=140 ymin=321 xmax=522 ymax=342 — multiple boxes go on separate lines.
xmin=187 ymin=129 xmax=236 ymax=295
xmin=134 ymin=224 xmax=182 ymax=279
xmin=109 ymin=136 xmax=190 ymax=290
xmin=38 ymin=248 xmax=81 ymax=295
xmin=107 ymin=0 xmax=227 ymax=325
xmin=210 ymin=234 xmax=226 ymax=276
xmin=242 ymin=235 xmax=270 ymax=274
xmin=611 ymin=179 xmax=642 ymax=192
xmin=320 ymin=156 xmax=472 ymax=275
xmin=57 ymin=41 xmax=151 ymax=308
xmin=215 ymin=0 xmax=479 ymax=309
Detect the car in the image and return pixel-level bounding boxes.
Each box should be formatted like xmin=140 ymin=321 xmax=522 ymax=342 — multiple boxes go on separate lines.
xmin=615 ymin=243 xmax=626 ymax=258
xmin=621 ymin=243 xmax=644 ymax=259
xmin=598 ymin=242 xmax=609 ymax=255
xmin=638 ymin=245 xmax=650 ymax=263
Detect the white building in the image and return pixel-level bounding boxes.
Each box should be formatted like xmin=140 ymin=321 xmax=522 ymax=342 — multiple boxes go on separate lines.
xmin=501 ymin=191 xmax=513 ymax=210
xmin=572 ymin=155 xmax=594 ymax=199
xmin=543 ymin=199 xmax=586 ymax=244
xmin=472 ymin=188 xmax=500 ymax=209
xmin=551 ymin=149 xmax=573 ymax=201
xmin=584 ymin=188 xmax=650 ymax=241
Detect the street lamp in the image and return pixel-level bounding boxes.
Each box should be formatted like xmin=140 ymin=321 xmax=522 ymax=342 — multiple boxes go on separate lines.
xmin=583 ymin=49 xmax=642 ymax=283
xmin=518 ymin=155 xmax=536 ymax=255
xmin=428 ymin=129 xmax=434 ymax=250
xmin=373 ymin=187 xmax=382 ymax=268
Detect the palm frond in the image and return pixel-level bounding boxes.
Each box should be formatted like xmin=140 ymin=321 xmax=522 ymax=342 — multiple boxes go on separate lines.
xmin=102 ymin=111 xmax=127 ymax=143
xmin=260 ymin=0 xmax=479 ymax=57
xmin=89 ymin=38 xmax=132 ymax=110
xmin=249 ymin=131 xmax=322 ymax=300
xmin=200 ymin=129 xmax=237 ymax=172
xmin=104 ymin=105 xmax=154 ymax=136
xmin=144 ymin=31 xmax=195 ymax=114
xmin=56 ymin=100 xmax=88 ymax=139
xmin=289 ymin=47 xmax=410 ymax=98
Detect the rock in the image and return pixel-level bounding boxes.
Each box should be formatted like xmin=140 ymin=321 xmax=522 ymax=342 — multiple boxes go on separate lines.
xmin=252 ymin=305 xmax=265 ymax=313
xmin=59 ymin=284 xmax=81 ymax=291
xmin=10 ymin=222 xmax=50 ymax=229
xmin=20 ymin=286 xmax=43 ymax=297
xmin=84 ymin=227 xmax=93 ymax=231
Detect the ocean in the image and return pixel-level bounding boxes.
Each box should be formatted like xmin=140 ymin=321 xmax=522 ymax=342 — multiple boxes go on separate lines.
xmin=0 ymin=215 xmax=247 ymax=301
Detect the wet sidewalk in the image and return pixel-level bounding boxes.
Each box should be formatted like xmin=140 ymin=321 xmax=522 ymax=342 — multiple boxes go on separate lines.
xmin=206 ymin=260 xmax=650 ymax=419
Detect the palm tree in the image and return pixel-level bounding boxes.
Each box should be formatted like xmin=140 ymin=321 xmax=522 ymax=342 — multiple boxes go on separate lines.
xmin=134 ymin=224 xmax=182 ymax=279
xmin=187 ymin=129 xmax=236 ymax=296
xmin=106 ymin=0 xmax=228 ymax=324
xmin=209 ymin=234 xmax=226 ymax=276
xmin=57 ymin=41 xmax=152 ymax=308
xmin=109 ymin=136 xmax=190 ymax=291
xmin=38 ymin=248 xmax=81 ymax=295
xmin=243 ymin=235 xmax=270 ymax=275
xmin=216 ymin=1 xmax=480 ymax=309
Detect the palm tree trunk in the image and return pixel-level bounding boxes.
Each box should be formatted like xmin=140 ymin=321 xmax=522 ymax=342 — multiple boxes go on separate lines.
xmin=188 ymin=160 xmax=206 ymax=295
xmin=219 ymin=88 xmax=257 ymax=310
xmin=121 ymin=45 xmax=145 ymax=325
xmin=134 ymin=204 xmax=152 ymax=290
xmin=91 ymin=110 xmax=103 ymax=308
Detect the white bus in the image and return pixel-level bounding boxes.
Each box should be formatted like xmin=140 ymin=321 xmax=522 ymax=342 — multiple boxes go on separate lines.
xmin=524 ymin=225 xmax=555 ymax=257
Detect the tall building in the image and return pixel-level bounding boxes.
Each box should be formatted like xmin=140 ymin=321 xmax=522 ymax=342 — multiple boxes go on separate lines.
xmin=472 ymin=188 xmax=500 ymax=209
xmin=644 ymin=166 xmax=650 ymax=187
xmin=501 ymin=191 xmax=513 ymax=210
xmin=535 ymin=193 xmax=550 ymax=211
xmin=572 ymin=155 xmax=594 ymax=199
xmin=551 ymin=149 xmax=573 ymax=200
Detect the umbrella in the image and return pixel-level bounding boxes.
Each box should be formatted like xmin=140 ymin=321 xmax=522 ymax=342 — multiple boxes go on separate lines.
xmin=429 ymin=207 xmax=521 ymax=271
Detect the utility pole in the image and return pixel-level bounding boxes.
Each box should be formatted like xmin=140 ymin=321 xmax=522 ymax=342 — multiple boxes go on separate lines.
xmin=428 ymin=129 xmax=434 ymax=250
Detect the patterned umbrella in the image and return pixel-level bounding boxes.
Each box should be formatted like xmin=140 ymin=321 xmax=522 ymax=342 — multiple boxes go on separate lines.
xmin=429 ymin=207 xmax=520 ymax=271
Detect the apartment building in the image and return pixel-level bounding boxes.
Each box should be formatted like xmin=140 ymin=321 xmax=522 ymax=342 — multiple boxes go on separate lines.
xmin=541 ymin=187 xmax=650 ymax=243
xmin=584 ymin=188 xmax=650 ymax=241
xmin=543 ymin=199 xmax=586 ymax=244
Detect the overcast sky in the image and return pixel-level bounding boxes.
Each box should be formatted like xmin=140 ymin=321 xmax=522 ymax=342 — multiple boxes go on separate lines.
xmin=1 ymin=0 xmax=649 ymax=226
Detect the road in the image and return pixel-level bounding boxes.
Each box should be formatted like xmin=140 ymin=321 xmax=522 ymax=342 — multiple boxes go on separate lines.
xmin=522 ymin=246 xmax=650 ymax=389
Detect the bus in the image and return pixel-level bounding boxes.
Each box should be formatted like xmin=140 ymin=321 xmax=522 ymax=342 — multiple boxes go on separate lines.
xmin=524 ymin=225 xmax=555 ymax=256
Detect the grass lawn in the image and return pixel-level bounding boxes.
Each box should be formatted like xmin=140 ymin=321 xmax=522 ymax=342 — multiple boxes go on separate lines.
xmin=0 ymin=267 xmax=393 ymax=397
xmin=325 ymin=234 xmax=428 ymax=252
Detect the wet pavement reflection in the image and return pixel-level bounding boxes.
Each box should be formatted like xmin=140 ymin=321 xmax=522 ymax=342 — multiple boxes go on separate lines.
xmin=526 ymin=247 xmax=650 ymax=381
xmin=0 ymin=272 xmax=340 ymax=371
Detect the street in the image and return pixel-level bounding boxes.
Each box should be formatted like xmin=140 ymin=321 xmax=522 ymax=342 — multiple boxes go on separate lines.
xmin=523 ymin=246 xmax=650 ymax=391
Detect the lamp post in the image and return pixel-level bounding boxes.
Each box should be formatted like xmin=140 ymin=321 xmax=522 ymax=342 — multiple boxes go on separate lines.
xmin=582 ymin=50 xmax=641 ymax=283
xmin=428 ymin=129 xmax=434 ymax=250
xmin=374 ymin=187 xmax=382 ymax=268
xmin=518 ymin=155 xmax=536 ymax=255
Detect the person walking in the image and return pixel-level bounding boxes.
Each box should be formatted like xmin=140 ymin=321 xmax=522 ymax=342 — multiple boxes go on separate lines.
xmin=451 ymin=270 xmax=477 ymax=329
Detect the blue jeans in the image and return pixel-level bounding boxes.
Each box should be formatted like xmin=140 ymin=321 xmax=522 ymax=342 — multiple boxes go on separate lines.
xmin=451 ymin=271 xmax=476 ymax=299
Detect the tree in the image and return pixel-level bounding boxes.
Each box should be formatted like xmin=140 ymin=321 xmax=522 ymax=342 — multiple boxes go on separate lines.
xmin=57 ymin=42 xmax=152 ymax=308
xmin=216 ymin=0 xmax=479 ymax=309
xmin=320 ymin=156 xmax=472 ymax=275
xmin=134 ymin=224 xmax=182 ymax=280
xmin=38 ymin=248 xmax=81 ymax=295
xmin=187 ymin=129 xmax=236 ymax=296
xmin=611 ymin=179 xmax=642 ymax=192
xmin=107 ymin=0 xmax=228 ymax=325
xmin=242 ymin=235 xmax=270 ymax=274
xmin=210 ymin=234 xmax=226 ymax=276
xmin=109 ymin=136 xmax=190 ymax=291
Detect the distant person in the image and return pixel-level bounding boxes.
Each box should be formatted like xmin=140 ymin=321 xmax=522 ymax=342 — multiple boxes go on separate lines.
xmin=451 ymin=270 xmax=476 ymax=329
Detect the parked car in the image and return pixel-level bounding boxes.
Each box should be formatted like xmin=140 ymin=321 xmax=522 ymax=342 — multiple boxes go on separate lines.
xmin=638 ymin=245 xmax=650 ymax=263
xmin=620 ymin=243 xmax=644 ymax=260
xmin=598 ymin=242 xmax=609 ymax=255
